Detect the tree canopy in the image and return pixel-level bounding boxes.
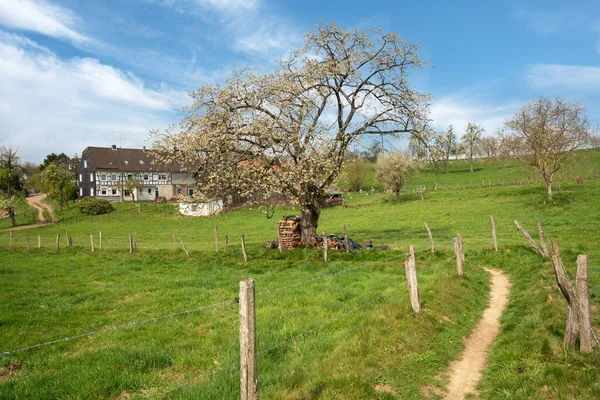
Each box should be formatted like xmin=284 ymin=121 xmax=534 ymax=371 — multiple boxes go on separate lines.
xmin=153 ymin=23 xmax=429 ymax=245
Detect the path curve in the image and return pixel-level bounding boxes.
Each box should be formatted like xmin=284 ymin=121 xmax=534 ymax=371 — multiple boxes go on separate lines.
xmin=443 ymin=268 xmax=511 ymax=400
xmin=26 ymin=193 xmax=56 ymax=223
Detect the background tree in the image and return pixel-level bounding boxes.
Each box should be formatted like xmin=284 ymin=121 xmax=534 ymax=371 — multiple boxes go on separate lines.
xmin=432 ymin=125 xmax=456 ymax=174
xmin=408 ymin=127 xmax=435 ymax=161
xmin=503 ymin=97 xmax=591 ymax=201
xmin=341 ymin=157 xmax=370 ymax=191
xmin=153 ymin=23 xmax=429 ymax=246
xmin=478 ymin=136 xmax=498 ymax=158
xmin=124 ymin=178 xmax=142 ymax=202
xmin=42 ymin=163 xmax=73 ymax=211
xmin=375 ymin=151 xmax=419 ymax=202
xmin=461 ymin=123 xmax=484 ymax=172
xmin=40 ymin=153 xmax=70 ymax=171
xmin=0 ymin=148 xmax=24 ymax=226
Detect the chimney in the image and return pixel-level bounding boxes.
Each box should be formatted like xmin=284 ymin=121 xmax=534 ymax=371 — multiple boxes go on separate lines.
xmin=111 ymin=145 xmax=117 ymax=150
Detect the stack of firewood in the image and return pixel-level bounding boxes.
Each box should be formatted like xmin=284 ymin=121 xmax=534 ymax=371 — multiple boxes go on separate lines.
xmin=314 ymin=235 xmax=345 ymax=250
xmin=278 ymin=216 xmax=302 ymax=250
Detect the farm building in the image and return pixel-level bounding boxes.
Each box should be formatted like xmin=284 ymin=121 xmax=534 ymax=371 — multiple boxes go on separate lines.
xmin=78 ymin=146 xmax=195 ymax=202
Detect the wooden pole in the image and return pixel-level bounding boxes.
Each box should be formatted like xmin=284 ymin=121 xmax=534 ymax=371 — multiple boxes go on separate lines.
xmin=454 ymin=236 xmax=463 ymax=276
xmin=405 ymin=245 xmax=422 ymax=313
xmin=99 ymin=232 xmax=102 ymax=249
xmin=178 ymin=237 xmax=190 ymax=259
xmin=37 ymin=234 xmax=41 ymax=249
xmin=551 ymin=240 xmax=579 ymax=350
xmin=129 ymin=234 xmax=133 ymax=254
xmin=322 ymin=232 xmax=328 ymax=262
xmin=56 ymin=233 xmax=60 ymax=250
xmin=537 ymin=220 xmax=550 ymax=259
xmin=90 ymin=234 xmax=94 ymax=253
xmin=490 ymin=215 xmax=498 ymax=251
xmin=225 ymin=234 xmax=229 ymax=253
xmin=26 ymin=235 xmax=30 ymax=250
xmin=344 ymin=224 xmax=349 ymax=253
xmin=215 ymin=226 xmax=219 ymax=253
xmin=514 ymin=220 xmax=545 ymax=257
xmin=239 ymin=278 xmax=258 ymax=400
xmin=458 ymin=233 xmax=465 ymax=263
xmin=576 ymin=255 xmax=595 ymax=353
xmin=424 ymin=222 xmax=434 ymax=253
xmin=241 ymin=234 xmax=248 ymax=263
xmin=277 ymin=226 xmax=283 ymax=253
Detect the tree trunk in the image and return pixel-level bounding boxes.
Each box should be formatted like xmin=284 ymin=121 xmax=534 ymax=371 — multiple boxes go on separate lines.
xmin=8 ymin=209 xmax=16 ymax=227
xmin=59 ymin=201 xmax=64 ymax=212
xmin=469 ymin=158 xmax=473 ymax=172
xmin=300 ymin=203 xmax=320 ymax=248
xmin=395 ymin=190 xmax=400 ymax=203
xmin=545 ymin=179 xmax=553 ymax=201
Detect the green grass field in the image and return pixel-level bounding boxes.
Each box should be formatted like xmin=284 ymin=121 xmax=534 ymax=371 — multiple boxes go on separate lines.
xmin=1 ymin=151 xmax=600 ymax=399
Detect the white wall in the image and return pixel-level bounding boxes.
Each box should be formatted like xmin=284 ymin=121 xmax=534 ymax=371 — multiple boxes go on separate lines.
xmin=179 ymin=200 xmax=223 ymax=217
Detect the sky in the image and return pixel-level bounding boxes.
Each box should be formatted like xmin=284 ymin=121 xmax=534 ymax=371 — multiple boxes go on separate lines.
xmin=0 ymin=0 xmax=599 ymax=163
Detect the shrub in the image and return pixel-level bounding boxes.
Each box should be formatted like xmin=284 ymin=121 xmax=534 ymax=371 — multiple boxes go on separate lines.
xmin=77 ymin=197 xmax=113 ymax=215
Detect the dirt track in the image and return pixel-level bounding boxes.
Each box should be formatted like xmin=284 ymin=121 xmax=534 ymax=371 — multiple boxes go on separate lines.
xmin=2 ymin=194 xmax=56 ymax=231
xmin=442 ymin=268 xmax=511 ymax=400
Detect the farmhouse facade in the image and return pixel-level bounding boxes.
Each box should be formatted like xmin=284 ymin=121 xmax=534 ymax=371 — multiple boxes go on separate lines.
xmin=78 ymin=146 xmax=194 ymax=202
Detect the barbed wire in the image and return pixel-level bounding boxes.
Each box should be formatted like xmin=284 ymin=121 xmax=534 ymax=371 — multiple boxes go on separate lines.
xmin=0 ymin=298 xmax=235 ymax=357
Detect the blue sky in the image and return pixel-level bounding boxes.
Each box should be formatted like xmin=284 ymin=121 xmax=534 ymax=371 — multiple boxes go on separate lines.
xmin=0 ymin=0 xmax=599 ymax=162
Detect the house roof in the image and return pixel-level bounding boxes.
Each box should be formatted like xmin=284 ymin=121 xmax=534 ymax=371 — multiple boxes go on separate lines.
xmin=83 ymin=147 xmax=185 ymax=172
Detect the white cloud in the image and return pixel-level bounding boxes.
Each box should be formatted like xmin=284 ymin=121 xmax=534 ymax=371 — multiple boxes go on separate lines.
xmin=430 ymin=94 xmax=521 ymax=137
xmin=527 ymin=64 xmax=600 ymax=90
xmin=0 ymin=0 xmax=88 ymax=43
xmin=0 ymin=32 xmax=189 ymax=162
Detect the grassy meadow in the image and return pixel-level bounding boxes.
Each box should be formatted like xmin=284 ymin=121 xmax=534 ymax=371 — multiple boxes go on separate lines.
xmin=1 ymin=150 xmax=600 ymax=399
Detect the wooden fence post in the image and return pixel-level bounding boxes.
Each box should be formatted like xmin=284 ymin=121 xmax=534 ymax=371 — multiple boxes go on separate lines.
xmin=239 ymin=278 xmax=258 ymax=400
xmin=99 ymin=232 xmax=102 ymax=249
xmin=424 ymin=222 xmax=434 ymax=253
xmin=37 ymin=234 xmax=41 ymax=249
xmin=90 ymin=234 xmax=94 ymax=253
xmin=241 ymin=234 xmax=248 ymax=263
xmin=215 ymin=226 xmax=219 ymax=253
xmin=277 ymin=227 xmax=283 ymax=254
xmin=514 ymin=220 xmax=545 ymax=257
xmin=56 ymin=233 xmax=60 ymax=250
xmin=225 ymin=234 xmax=229 ymax=253
xmin=322 ymin=232 xmax=328 ymax=262
xmin=178 ymin=237 xmax=190 ymax=259
xmin=454 ymin=235 xmax=463 ymax=276
xmin=344 ymin=224 xmax=349 ymax=253
xmin=405 ymin=245 xmax=422 ymax=313
xmin=490 ymin=215 xmax=498 ymax=251
xmin=26 ymin=235 xmax=30 ymax=250
xmin=66 ymin=231 xmax=70 ymax=248
xmin=551 ymin=240 xmax=579 ymax=350
xmin=537 ymin=220 xmax=550 ymax=258
xmin=129 ymin=234 xmax=133 ymax=254
xmin=576 ymin=255 xmax=595 ymax=353
xmin=458 ymin=233 xmax=465 ymax=263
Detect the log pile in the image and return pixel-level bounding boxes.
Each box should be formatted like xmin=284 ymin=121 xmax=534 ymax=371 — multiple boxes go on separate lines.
xmin=314 ymin=235 xmax=346 ymax=250
xmin=278 ymin=216 xmax=302 ymax=250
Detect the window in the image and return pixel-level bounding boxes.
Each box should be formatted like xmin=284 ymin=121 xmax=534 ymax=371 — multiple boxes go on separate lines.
xmin=84 ymin=160 xmax=88 ymax=168
xmin=143 ymin=174 xmax=148 ymax=180
xmin=80 ymin=188 xmax=83 ymax=196
xmin=101 ymin=188 xmax=107 ymax=195
xmin=79 ymin=174 xmax=82 ymax=181
xmin=111 ymin=174 xmax=117 ymax=181
xmin=124 ymin=160 xmax=129 ymax=165
xmin=111 ymin=188 xmax=117 ymax=195
xmin=139 ymin=160 xmax=144 ymax=165
xmin=159 ymin=173 xmax=167 ymax=180
xmin=147 ymin=188 xmax=152 ymax=194
xmin=90 ymin=173 xmax=94 ymax=182
xmin=101 ymin=174 xmax=107 ymax=181
xmin=128 ymin=174 xmax=133 ymax=180
xmin=177 ymin=187 xmax=182 ymax=194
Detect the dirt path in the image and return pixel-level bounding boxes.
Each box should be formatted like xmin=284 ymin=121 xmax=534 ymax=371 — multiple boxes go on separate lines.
xmin=1 ymin=194 xmax=57 ymax=232
xmin=443 ymin=268 xmax=511 ymax=400
xmin=26 ymin=193 xmax=56 ymax=223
